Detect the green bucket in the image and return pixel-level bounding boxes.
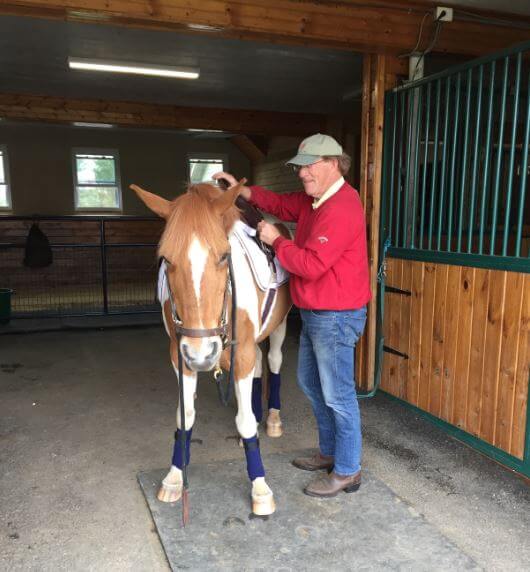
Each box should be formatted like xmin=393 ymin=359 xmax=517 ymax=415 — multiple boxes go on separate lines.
xmin=0 ymin=288 xmax=14 ymax=324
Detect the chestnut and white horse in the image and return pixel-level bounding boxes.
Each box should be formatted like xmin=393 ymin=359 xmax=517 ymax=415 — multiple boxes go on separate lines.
xmin=132 ymin=181 xmax=291 ymax=516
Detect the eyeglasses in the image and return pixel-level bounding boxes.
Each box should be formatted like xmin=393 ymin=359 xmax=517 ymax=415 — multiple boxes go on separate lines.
xmin=290 ymin=159 xmax=325 ymax=174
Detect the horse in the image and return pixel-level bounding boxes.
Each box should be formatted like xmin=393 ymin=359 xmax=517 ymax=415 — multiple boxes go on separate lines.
xmin=131 ymin=180 xmax=292 ymax=516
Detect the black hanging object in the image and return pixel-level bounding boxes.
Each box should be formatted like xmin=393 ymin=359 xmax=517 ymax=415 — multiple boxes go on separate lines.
xmin=23 ymin=223 xmax=53 ymax=268
xmin=217 ymin=178 xmax=275 ymax=264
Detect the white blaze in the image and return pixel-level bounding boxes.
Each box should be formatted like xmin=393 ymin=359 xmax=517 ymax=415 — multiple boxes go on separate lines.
xmin=188 ymin=236 xmax=208 ymax=319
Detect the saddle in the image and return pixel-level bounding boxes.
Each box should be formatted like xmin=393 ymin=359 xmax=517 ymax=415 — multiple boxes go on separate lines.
xmin=218 ymin=178 xmax=275 ymax=264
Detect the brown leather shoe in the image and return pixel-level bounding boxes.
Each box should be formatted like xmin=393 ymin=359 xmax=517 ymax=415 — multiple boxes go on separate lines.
xmin=292 ymin=452 xmax=334 ymax=472
xmin=303 ymin=470 xmax=361 ymax=498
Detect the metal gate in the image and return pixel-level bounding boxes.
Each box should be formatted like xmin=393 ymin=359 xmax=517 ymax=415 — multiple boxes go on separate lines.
xmin=379 ymin=41 xmax=530 ymax=476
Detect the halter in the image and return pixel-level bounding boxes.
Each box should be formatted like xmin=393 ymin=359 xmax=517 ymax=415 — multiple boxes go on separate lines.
xmin=162 ymin=252 xmax=238 ymax=525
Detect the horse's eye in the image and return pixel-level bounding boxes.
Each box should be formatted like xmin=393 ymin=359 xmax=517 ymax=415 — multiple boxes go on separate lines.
xmin=218 ymin=252 xmax=229 ymax=265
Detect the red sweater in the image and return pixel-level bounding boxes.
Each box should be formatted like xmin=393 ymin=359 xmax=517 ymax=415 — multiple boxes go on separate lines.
xmin=249 ymin=182 xmax=371 ymax=310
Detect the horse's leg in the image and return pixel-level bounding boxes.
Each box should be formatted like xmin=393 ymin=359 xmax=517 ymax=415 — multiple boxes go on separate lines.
xmin=158 ymin=365 xmax=198 ymax=503
xmin=235 ymin=371 xmax=276 ymax=516
xmin=251 ymin=344 xmax=263 ymax=425
xmin=266 ymin=316 xmax=287 ymax=438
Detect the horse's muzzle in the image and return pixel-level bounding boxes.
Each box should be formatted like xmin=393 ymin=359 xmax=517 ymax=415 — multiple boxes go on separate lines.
xmin=180 ymin=337 xmax=221 ymax=371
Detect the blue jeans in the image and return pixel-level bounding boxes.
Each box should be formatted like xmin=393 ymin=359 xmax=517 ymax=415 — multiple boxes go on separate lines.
xmin=297 ymin=307 xmax=367 ymax=476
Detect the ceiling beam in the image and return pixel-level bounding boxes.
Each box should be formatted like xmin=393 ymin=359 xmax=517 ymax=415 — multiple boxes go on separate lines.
xmin=0 ymin=93 xmax=326 ymax=136
xmin=230 ymin=135 xmax=266 ymax=164
xmin=0 ymin=1 xmax=528 ymax=57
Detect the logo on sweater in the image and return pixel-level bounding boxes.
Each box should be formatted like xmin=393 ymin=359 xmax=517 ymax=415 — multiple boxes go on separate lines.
xmin=317 ymin=236 xmax=329 ymax=244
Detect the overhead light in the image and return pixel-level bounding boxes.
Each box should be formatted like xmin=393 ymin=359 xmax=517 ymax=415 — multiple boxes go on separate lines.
xmin=73 ymin=122 xmax=114 ymax=128
xmin=187 ymin=128 xmax=224 ymax=133
xmin=68 ymin=57 xmax=200 ymax=80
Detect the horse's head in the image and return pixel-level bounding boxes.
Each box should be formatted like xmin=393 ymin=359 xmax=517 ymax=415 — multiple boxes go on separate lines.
xmin=131 ymin=181 xmax=244 ymax=371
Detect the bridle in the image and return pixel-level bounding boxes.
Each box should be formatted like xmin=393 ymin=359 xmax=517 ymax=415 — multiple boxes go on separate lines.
xmin=161 ymin=252 xmax=238 ymax=525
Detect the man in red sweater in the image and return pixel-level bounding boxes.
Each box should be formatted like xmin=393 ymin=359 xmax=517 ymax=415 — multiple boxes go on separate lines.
xmin=214 ymin=133 xmax=371 ymax=497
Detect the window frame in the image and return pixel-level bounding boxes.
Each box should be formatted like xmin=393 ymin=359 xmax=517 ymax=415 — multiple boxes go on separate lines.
xmin=0 ymin=145 xmax=13 ymax=211
xmin=72 ymin=147 xmax=122 ymax=212
xmin=187 ymin=153 xmax=228 ymax=185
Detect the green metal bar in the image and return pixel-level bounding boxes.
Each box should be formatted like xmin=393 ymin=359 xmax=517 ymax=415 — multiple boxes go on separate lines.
xmin=478 ymin=61 xmax=496 ymax=255
xmin=490 ymin=56 xmax=509 ymax=255
xmin=402 ymin=90 xmax=414 ymax=248
xmin=503 ymin=53 xmax=522 ymax=256
xmin=515 ymin=71 xmax=530 ymax=257
xmin=447 ymin=73 xmax=462 ymax=252
xmin=380 ymin=391 xmax=530 ymax=478
xmin=419 ymin=82 xmax=431 ymax=250
xmin=388 ymin=247 xmax=530 ymax=273
xmin=457 ymin=69 xmax=472 ymax=253
xmin=467 ymin=65 xmax=484 ymax=253
xmin=437 ymin=77 xmax=452 ymax=250
xmin=395 ymin=90 xmax=406 ymax=247
xmin=428 ymin=79 xmax=442 ymax=250
xmin=388 ymin=93 xmax=398 ymax=242
xmin=410 ymin=86 xmax=423 ymax=249
xmin=393 ymin=40 xmax=530 ymax=93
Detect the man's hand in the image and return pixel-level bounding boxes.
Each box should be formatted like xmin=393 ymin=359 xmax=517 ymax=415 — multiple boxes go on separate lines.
xmin=257 ymin=221 xmax=281 ymax=246
xmin=212 ymin=171 xmax=252 ymax=200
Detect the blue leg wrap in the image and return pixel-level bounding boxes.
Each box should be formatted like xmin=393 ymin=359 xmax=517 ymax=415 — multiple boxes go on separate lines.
xmin=251 ymin=377 xmax=263 ymax=422
xmin=268 ymin=372 xmax=281 ymax=410
xmin=243 ymin=435 xmax=265 ymax=481
xmin=172 ymin=429 xmax=192 ymax=469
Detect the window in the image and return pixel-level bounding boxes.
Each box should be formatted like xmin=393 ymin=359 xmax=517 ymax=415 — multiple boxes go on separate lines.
xmin=73 ymin=149 xmax=121 ymax=210
xmin=188 ymin=155 xmax=226 ymax=184
xmin=0 ymin=146 xmax=12 ymax=210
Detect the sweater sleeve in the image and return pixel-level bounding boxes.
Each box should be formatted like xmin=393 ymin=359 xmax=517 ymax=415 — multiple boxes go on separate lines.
xmin=272 ymin=206 xmax=360 ymax=280
xmin=248 ymin=186 xmax=306 ymax=222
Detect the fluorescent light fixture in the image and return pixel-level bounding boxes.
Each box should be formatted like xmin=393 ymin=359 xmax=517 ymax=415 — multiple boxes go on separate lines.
xmin=187 ymin=128 xmax=224 ymax=133
xmin=68 ymin=57 xmax=199 ymax=80
xmin=73 ymin=122 xmax=114 ymax=128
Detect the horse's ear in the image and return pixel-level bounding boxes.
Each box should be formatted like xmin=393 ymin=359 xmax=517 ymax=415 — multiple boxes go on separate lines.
xmin=130 ymin=184 xmax=172 ymax=219
xmin=212 ymin=178 xmax=247 ymax=216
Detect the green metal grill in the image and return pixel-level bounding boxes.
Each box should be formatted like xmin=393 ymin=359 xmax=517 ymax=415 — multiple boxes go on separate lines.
xmin=382 ymin=41 xmax=530 ymax=273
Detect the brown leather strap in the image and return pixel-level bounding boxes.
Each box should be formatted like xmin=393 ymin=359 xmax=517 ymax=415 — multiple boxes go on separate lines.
xmin=173 ymin=324 xmax=227 ymax=338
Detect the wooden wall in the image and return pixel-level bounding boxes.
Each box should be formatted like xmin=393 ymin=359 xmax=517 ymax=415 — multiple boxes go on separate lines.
xmin=381 ymin=257 xmax=529 ymax=460
xmin=356 ymin=54 xmax=407 ymax=392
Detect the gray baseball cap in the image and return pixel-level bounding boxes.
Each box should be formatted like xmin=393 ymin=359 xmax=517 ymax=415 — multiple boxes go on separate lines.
xmin=286 ymin=133 xmax=343 ymax=166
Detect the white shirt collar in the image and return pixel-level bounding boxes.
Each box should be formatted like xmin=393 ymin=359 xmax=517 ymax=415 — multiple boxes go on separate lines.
xmin=312 ymin=177 xmax=345 ymax=209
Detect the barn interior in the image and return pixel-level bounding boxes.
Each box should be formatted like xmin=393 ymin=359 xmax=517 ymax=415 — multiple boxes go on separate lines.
xmin=1 ymin=2 xmax=529 ymax=570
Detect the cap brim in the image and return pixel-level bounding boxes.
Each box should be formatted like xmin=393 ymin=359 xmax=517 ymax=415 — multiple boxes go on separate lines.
xmin=285 ymin=154 xmax=321 ymax=166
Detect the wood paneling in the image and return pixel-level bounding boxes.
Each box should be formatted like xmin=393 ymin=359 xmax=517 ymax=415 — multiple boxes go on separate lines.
xmin=381 ymin=258 xmax=530 ymax=460
xmin=357 ymin=54 xmax=405 ymax=392
xmin=0 ymin=93 xmax=326 ymax=137
xmin=1 ymin=0 xmax=528 ymax=56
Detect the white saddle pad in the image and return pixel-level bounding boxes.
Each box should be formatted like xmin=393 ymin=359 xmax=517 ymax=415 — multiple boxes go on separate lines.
xmin=230 ymin=220 xmax=289 ymax=292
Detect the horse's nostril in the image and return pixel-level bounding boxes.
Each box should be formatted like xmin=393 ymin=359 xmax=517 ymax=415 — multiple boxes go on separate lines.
xmin=181 ymin=344 xmax=192 ymax=362
xmin=207 ymin=341 xmax=219 ymax=360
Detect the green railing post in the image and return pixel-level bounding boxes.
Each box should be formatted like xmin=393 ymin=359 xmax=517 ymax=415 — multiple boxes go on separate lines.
xmin=515 ymin=72 xmax=530 ymax=258
xmin=490 ymin=56 xmax=509 ymax=255
xmin=457 ymin=68 xmax=472 ymax=253
xmin=478 ymin=61 xmax=496 ymax=255
xmin=447 ymin=72 xmax=462 ymax=252
xmin=503 ymin=53 xmax=522 ymax=257
xmin=419 ymin=82 xmax=432 ymax=250
xmin=467 ymin=65 xmax=484 ymax=254
xmin=428 ymin=79 xmax=442 ymax=250
xmin=437 ymin=77 xmax=452 ymax=250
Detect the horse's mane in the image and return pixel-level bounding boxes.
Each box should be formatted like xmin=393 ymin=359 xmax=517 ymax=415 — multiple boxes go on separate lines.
xmin=159 ymin=183 xmax=241 ymax=262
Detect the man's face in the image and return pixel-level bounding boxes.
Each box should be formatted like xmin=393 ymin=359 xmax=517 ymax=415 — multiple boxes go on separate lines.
xmin=297 ymin=158 xmax=341 ymax=199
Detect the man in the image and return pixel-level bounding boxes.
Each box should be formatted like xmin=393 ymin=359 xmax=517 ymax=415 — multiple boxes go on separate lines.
xmin=214 ymin=133 xmax=371 ymax=497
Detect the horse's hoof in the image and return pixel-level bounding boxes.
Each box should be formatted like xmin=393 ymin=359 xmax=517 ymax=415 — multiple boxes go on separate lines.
xmin=266 ymin=409 xmax=283 ymax=438
xmin=157 ymin=482 xmax=183 ymax=503
xmin=252 ymin=491 xmax=276 ymax=516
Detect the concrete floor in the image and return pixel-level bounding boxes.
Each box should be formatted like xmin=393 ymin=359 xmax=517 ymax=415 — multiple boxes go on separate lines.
xmin=1 ymin=319 xmax=529 ymax=571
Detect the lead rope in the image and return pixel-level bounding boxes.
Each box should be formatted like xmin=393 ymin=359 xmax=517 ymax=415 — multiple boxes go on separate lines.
xmin=176 ymin=333 xmax=190 ymax=526
xmin=215 ymin=252 xmax=237 ymax=406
